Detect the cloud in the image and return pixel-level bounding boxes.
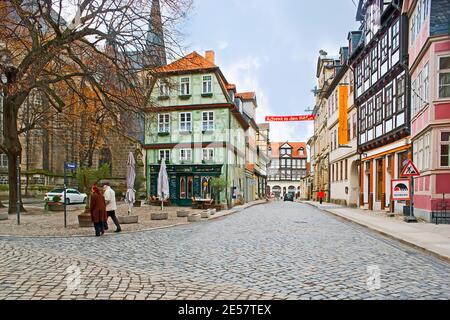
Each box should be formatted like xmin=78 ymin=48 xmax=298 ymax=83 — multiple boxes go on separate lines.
xmin=217 ymin=40 xmax=229 ymax=51
xmin=220 ymin=55 xmax=312 ymax=143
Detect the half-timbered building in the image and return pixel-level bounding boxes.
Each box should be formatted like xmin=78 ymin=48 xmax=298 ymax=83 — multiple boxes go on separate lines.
xmin=350 ymin=0 xmax=411 ymax=213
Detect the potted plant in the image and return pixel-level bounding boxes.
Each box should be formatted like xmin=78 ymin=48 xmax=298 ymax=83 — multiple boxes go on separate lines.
xmin=48 ymin=195 xmax=64 ymax=212
xmin=210 ymin=177 xmax=227 ymax=212
xmin=75 ymin=164 xmax=111 ymax=228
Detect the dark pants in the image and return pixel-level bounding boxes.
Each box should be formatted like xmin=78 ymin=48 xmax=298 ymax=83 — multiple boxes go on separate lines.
xmin=94 ymin=222 xmax=104 ymax=237
xmin=320 ymin=198 xmax=323 ymax=204
xmin=106 ymin=210 xmax=121 ymax=231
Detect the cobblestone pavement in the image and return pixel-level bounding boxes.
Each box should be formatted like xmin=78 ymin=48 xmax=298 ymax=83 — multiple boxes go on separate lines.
xmin=1 ymin=202 xmax=449 ymax=300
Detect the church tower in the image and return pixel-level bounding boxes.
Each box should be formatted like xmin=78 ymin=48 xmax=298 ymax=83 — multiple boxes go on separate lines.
xmin=146 ymin=0 xmax=167 ymax=68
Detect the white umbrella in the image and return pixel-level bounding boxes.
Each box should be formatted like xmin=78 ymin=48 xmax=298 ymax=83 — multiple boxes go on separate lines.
xmin=125 ymin=152 xmax=136 ymax=215
xmin=157 ymin=158 xmax=170 ymax=210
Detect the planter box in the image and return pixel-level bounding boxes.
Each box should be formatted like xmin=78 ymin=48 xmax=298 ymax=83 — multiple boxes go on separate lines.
xmin=201 ymin=211 xmax=211 ymax=219
xmin=177 ymin=210 xmax=190 ymax=218
xmin=118 ymin=215 xmax=138 ymax=224
xmin=188 ymin=214 xmax=201 ymax=222
xmin=78 ymin=214 xmax=93 ymax=228
xmin=133 ymin=201 xmax=143 ymax=208
xmin=0 ymin=213 xmax=8 ymax=221
xmin=151 ymin=212 xmax=169 ymax=221
xmin=48 ymin=203 xmax=64 ymax=212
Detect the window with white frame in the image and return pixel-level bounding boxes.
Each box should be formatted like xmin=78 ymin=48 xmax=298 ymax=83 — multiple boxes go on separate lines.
xmin=375 ymin=93 xmax=383 ymax=124
xmin=159 ymin=79 xmax=169 ymax=96
xmin=364 ymin=55 xmax=370 ymax=80
xmin=180 ymin=149 xmax=192 ymax=162
xmin=179 ymin=112 xmax=192 ymax=132
xmin=385 ymin=85 xmax=393 ymax=119
xmin=396 ymin=75 xmax=405 ymax=112
xmin=423 ymin=62 xmax=429 ymax=104
xmin=367 ymin=100 xmax=374 ymax=128
xmin=180 ymin=77 xmax=190 ymax=95
xmin=0 ymin=154 xmax=8 ymax=167
xmin=158 ymin=114 xmax=170 ymax=133
xmin=360 ymin=104 xmax=366 ymax=132
xmin=371 ymin=46 xmax=378 ymax=74
xmin=441 ymin=132 xmax=450 ymax=167
xmin=202 ymin=75 xmax=212 ymax=94
xmin=410 ymin=0 xmax=430 ymax=45
xmin=357 ymin=64 xmax=362 ymax=88
xmin=381 ymin=33 xmax=388 ymax=62
xmin=202 ymin=148 xmax=214 ymax=161
xmin=392 ymin=19 xmax=400 ymax=51
xmin=424 ymin=132 xmax=430 ymax=169
xmin=159 ymin=150 xmax=170 ymax=162
xmin=202 ymin=112 xmax=214 ymax=131
xmin=438 ymin=56 xmax=450 ymax=98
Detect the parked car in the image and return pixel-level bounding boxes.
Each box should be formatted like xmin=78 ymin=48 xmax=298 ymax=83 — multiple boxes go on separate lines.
xmin=44 ymin=188 xmax=87 ymax=205
xmin=284 ymin=193 xmax=294 ymax=202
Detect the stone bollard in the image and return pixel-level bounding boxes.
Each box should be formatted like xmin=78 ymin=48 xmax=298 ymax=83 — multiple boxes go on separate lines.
xmin=151 ymin=212 xmax=169 ymax=221
xmin=209 ymin=208 xmax=217 ymax=215
xmin=0 ymin=212 xmax=8 ymax=221
xmin=177 ymin=210 xmax=190 ymax=218
xmin=187 ymin=213 xmax=201 ymax=222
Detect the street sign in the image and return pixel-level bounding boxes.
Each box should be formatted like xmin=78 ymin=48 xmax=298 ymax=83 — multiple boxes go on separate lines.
xmin=265 ymin=115 xmax=315 ymax=122
xmin=391 ymin=179 xmax=411 ymax=201
xmin=65 ymin=162 xmax=77 ymax=170
xmin=401 ymin=160 xmax=420 ymax=177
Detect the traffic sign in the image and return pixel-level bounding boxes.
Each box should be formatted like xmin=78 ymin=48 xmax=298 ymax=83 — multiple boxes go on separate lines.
xmin=401 ymin=160 xmax=420 ymax=177
xmin=65 ymin=162 xmax=77 ymax=170
xmin=391 ymin=179 xmax=411 ymax=201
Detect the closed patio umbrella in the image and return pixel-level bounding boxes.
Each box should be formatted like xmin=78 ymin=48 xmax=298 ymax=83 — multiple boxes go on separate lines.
xmin=125 ymin=152 xmax=136 ymax=215
xmin=158 ymin=158 xmax=170 ymax=210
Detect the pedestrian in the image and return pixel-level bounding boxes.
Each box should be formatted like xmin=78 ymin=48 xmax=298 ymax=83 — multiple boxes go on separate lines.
xmin=90 ymin=185 xmax=107 ymax=237
xmin=318 ymin=190 xmax=325 ymax=205
xmin=103 ymin=182 xmax=122 ymax=233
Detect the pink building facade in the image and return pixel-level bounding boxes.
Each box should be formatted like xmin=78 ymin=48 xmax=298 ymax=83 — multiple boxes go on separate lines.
xmin=406 ymin=0 xmax=450 ymax=221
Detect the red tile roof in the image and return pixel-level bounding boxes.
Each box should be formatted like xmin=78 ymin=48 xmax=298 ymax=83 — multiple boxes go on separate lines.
xmin=155 ymin=51 xmax=217 ymax=73
xmin=236 ymin=92 xmax=256 ymax=101
xmin=226 ymin=83 xmax=236 ymax=91
xmin=269 ymin=142 xmax=307 ymax=158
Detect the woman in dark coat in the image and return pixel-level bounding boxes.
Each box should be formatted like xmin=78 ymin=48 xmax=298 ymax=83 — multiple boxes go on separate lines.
xmin=90 ymin=185 xmax=107 ymax=237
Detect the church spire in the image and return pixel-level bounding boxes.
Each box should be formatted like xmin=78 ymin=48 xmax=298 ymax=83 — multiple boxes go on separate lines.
xmin=146 ymin=0 xmax=167 ymax=67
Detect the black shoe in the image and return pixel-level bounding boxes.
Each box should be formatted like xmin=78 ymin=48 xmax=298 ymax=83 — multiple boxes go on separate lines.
xmin=95 ymin=234 xmax=101 ymax=237
xmin=115 ymin=229 xmax=122 ymax=233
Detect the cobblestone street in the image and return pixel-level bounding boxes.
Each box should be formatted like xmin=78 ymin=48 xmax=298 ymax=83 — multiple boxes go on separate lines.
xmin=1 ymin=202 xmax=449 ymax=300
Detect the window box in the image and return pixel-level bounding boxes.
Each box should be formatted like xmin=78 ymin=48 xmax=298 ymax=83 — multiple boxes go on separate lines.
xmin=179 ymin=94 xmax=192 ymax=100
xmin=158 ymin=95 xmax=170 ymax=101
xmin=201 ymin=93 xmax=213 ymax=98
xmin=158 ymin=132 xmax=170 ymax=137
xmin=202 ymin=130 xmax=214 ymax=134
xmin=179 ymin=131 xmax=192 ymax=135
xmin=202 ymin=160 xmax=214 ymax=164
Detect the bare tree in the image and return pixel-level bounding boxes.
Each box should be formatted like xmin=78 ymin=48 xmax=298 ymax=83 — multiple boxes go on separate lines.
xmin=0 ymin=0 xmax=192 ymax=214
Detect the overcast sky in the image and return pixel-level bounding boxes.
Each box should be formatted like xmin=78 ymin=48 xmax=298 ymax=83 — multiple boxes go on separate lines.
xmin=183 ymin=0 xmax=360 ymax=143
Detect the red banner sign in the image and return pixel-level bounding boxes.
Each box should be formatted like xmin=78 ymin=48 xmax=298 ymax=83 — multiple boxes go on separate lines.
xmin=265 ymin=115 xmax=315 ymax=122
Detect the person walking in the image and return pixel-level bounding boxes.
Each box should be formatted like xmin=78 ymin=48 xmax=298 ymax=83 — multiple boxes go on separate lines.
xmin=90 ymin=185 xmax=107 ymax=237
xmin=318 ymin=190 xmax=325 ymax=205
xmin=103 ymin=182 xmax=122 ymax=233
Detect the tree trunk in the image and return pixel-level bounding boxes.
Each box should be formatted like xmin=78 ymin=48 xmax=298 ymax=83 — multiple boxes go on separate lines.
xmin=3 ymin=95 xmax=27 ymax=214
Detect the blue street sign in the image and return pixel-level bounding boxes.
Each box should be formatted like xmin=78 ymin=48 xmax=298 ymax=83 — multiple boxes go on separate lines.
xmin=65 ymin=162 xmax=77 ymax=170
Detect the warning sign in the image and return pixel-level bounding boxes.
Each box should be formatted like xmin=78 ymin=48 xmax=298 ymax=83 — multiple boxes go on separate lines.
xmin=401 ymin=160 xmax=420 ymax=177
xmin=391 ymin=179 xmax=411 ymax=201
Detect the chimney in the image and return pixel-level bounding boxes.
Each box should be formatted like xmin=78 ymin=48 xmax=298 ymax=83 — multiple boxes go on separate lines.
xmin=205 ymin=50 xmax=215 ymax=64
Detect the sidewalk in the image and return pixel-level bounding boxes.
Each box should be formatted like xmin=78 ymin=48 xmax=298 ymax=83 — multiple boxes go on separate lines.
xmin=302 ymin=201 xmax=450 ymax=262
xmin=0 ymin=199 xmax=268 ymax=238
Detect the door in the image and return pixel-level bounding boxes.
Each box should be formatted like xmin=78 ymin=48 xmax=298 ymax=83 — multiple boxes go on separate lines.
xmin=178 ymin=175 xmax=194 ymax=206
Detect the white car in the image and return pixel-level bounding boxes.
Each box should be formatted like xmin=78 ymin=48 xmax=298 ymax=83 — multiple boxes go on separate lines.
xmin=45 ymin=188 xmax=87 ymax=205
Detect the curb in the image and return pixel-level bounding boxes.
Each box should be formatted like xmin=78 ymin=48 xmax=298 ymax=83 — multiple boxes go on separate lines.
xmin=302 ymin=202 xmax=450 ymax=264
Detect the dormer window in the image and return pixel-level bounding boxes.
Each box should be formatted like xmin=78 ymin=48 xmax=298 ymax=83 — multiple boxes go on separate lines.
xmin=281 ymin=147 xmax=292 ymax=156
xmin=299 ymin=148 xmax=305 ymax=156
